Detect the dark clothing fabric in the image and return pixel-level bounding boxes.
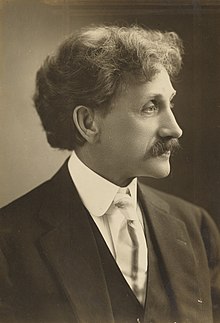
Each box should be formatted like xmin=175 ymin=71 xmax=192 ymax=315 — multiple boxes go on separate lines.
xmin=0 ymin=161 xmax=220 ymax=323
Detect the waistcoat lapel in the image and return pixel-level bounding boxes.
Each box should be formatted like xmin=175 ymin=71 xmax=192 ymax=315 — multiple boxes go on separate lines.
xmin=38 ymin=162 xmax=114 ymax=323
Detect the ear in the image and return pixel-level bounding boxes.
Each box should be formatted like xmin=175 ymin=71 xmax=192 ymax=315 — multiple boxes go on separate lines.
xmin=72 ymin=105 xmax=100 ymax=144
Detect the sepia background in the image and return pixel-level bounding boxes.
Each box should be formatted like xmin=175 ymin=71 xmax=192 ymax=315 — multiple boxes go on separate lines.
xmin=1 ymin=0 xmax=220 ymax=228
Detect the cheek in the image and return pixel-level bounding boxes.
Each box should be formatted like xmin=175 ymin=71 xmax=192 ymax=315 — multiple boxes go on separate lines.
xmin=100 ymin=117 xmax=129 ymax=141
xmin=100 ymin=116 xmax=156 ymax=152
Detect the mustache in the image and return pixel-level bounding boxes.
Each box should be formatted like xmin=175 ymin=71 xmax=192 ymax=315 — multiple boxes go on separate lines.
xmin=149 ymin=138 xmax=181 ymax=157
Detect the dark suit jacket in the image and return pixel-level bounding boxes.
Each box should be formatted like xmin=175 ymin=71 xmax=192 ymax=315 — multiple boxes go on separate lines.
xmin=0 ymin=161 xmax=220 ymax=323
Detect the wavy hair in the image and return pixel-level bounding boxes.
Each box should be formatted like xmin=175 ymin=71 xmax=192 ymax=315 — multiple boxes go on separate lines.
xmin=33 ymin=25 xmax=184 ymax=150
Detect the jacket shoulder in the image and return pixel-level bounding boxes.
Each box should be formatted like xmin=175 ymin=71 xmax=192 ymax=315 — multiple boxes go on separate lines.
xmin=1 ymin=159 xmax=70 ymax=216
xmin=138 ymin=182 xmax=219 ymax=231
xmin=1 ymin=179 xmax=51 ymax=216
xmin=151 ymin=187 xmax=201 ymax=211
xmin=139 ymin=182 xmax=202 ymax=214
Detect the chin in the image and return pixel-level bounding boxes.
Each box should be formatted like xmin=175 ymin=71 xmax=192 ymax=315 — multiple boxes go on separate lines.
xmin=141 ymin=158 xmax=171 ymax=179
xmin=151 ymin=168 xmax=171 ymax=179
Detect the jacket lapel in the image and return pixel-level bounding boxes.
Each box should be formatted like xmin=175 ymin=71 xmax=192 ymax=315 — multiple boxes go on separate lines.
xmin=138 ymin=183 xmax=202 ymax=322
xmin=38 ymin=162 xmax=114 ymax=323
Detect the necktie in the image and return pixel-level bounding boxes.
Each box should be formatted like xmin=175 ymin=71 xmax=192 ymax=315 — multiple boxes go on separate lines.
xmin=112 ymin=188 xmax=147 ymax=305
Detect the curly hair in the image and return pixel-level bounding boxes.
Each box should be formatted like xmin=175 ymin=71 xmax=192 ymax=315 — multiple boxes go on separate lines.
xmin=33 ymin=25 xmax=184 ymax=150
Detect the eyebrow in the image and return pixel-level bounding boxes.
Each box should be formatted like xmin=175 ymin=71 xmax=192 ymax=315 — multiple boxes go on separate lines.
xmin=147 ymin=90 xmax=176 ymax=101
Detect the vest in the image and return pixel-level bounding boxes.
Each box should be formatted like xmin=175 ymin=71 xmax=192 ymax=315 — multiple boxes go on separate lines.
xmin=87 ymin=212 xmax=145 ymax=323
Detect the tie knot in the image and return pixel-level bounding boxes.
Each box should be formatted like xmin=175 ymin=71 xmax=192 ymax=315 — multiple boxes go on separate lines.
xmin=114 ymin=189 xmax=132 ymax=208
xmin=113 ymin=188 xmax=135 ymax=221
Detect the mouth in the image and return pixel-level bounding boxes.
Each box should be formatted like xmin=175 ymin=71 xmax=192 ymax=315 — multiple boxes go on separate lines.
xmin=158 ymin=150 xmax=171 ymax=158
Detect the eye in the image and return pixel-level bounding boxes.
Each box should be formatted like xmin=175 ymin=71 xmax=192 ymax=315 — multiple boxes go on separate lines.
xmin=141 ymin=100 xmax=159 ymax=115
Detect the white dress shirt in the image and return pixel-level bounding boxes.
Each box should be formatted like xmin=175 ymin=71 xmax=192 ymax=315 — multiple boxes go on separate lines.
xmin=68 ymin=152 xmax=148 ymax=288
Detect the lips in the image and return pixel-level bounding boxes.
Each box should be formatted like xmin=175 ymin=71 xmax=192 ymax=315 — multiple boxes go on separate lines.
xmin=161 ymin=150 xmax=171 ymax=156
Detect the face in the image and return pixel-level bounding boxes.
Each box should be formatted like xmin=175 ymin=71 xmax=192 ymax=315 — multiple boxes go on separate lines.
xmin=93 ymin=68 xmax=183 ymax=186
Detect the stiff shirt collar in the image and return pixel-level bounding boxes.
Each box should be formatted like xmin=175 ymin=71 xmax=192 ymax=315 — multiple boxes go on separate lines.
xmin=68 ymin=151 xmax=138 ymax=217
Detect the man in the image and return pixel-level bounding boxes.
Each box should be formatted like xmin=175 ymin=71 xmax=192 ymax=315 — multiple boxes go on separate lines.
xmin=0 ymin=25 xmax=220 ymax=323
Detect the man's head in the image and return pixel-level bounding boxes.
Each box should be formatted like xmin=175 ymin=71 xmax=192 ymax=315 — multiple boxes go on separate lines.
xmin=34 ymin=24 xmax=183 ymax=185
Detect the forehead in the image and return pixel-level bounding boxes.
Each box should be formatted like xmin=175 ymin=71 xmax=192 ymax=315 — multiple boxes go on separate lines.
xmin=113 ymin=68 xmax=175 ymax=107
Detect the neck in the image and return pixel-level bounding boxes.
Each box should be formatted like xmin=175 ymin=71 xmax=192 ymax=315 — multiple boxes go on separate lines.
xmin=75 ymin=148 xmax=134 ymax=187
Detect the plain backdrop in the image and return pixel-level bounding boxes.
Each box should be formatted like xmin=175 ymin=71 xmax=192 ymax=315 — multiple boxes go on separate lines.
xmin=1 ymin=0 xmax=220 ymax=228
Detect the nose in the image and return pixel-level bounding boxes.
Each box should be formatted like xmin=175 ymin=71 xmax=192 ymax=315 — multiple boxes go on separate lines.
xmin=158 ymin=110 xmax=183 ymax=139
